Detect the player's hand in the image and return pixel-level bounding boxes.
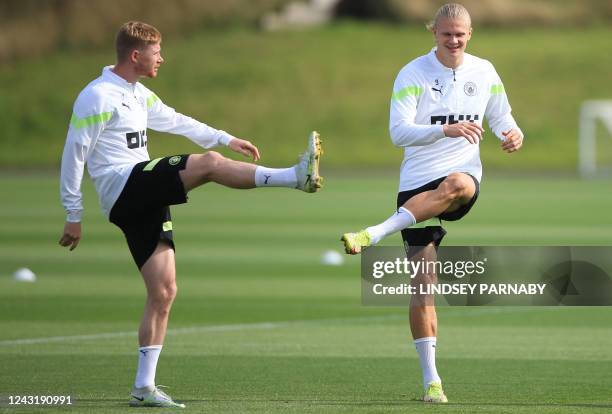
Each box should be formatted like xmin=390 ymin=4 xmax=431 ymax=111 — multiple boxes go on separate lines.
xmin=443 ymin=122 xmax=484 ymax=144
xmin=59 ymin=221 xmax=81 ymax=251
xmin=229 ymin=138 xmax=260 ymax=161
xmin=501 ymin=129 xmax=523 ymax=153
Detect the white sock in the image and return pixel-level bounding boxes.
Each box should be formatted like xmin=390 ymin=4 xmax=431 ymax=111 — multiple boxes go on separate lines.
xmin=134 ymin=345 xmax=162 ymax=389
xmin=366 ymin=207 xmax=416 ymax=244
xmin=414 ymin=337 xmax=441 ymax=391
xmin=254 ymin=166 xmax=297 ymax=188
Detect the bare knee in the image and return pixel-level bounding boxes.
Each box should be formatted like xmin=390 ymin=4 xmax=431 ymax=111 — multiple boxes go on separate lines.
xmin=439 ymin=173 xmax=472 ymax=202
xmin=196 ymin=151 xmax=226 ymax=180
xmin=149 ymin=282 xmax=177 ymax=315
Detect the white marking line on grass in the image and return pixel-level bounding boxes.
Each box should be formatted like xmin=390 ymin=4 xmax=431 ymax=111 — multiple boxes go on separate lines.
xmin=0 ymin=307 xmax=550 ymax=347
xmin=0 ymin=322 xmax=288 ymax=346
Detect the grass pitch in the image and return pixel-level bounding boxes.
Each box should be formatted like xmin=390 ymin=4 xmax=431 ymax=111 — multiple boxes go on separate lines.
xmin=1 ymin=174 xmax=612 ymax=413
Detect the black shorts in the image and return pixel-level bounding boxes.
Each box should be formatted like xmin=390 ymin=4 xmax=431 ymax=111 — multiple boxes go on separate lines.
xmin=397 ymin=174 xmax=479 ymax=256
xmin=110 ymin=155 xmax=190 ymax=269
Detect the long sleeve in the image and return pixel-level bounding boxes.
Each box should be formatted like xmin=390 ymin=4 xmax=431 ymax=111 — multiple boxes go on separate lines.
xmin=146 ymin=92 xmax=234 ymax=148
xmin=485 ymin=69 xmax=522 ymax=140
xmin=389 ymin=70 xmax=445 ymax=147
xmin=59 ymin=91 xmax=110 ymax=222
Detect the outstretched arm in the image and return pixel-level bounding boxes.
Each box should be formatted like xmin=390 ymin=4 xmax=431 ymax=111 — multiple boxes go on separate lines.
xmin=147 ymin=92 xmax=247 ymax=153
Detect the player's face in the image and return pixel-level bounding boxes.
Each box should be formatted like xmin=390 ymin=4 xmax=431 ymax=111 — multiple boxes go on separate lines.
xmin=134 ymin=42 xmax=164 ymax=78
xmin=433 ymin=17 xmax=472 ymax=63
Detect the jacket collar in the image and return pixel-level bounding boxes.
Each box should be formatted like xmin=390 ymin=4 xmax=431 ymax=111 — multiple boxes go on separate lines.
xmin=102 ymin=66 xmax=137 ymax=90
xmin=428 ymin=47 xmax=468 ymax=72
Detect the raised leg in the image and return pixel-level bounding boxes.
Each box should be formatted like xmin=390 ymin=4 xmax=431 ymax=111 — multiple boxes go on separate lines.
xmin=403 ymin=173 xmax=476 ymax=221
xmin=179 ymin=151 xmax=256 ymax=192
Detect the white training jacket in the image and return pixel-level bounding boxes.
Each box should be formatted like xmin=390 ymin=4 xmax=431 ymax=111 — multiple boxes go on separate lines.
xmin=60 ymin=66 xmax=234 ymax=222
xmin=390 ymin=48 xmax=522 ymax=192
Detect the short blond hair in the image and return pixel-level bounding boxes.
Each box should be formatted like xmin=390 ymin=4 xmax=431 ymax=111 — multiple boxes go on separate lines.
xmin=116 ymin=21 xmax=162 ymax=62
xmin=426 ymin=3 xmax=472 ymax=31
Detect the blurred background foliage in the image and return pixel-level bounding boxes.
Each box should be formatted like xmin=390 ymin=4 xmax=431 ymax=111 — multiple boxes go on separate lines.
xmin=0 ymin=0 xmax=290 ymax=62
xmin=335 ymin=0 xmax=612 ymax=26
xmin=2 ymin=0 xmax=611 ymax=62
xmin=1 ymin=0 xmax=611 ymax=171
